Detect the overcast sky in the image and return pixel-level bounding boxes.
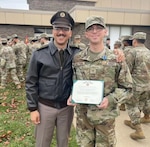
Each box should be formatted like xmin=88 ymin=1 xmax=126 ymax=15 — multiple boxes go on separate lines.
xmin=0 ymin=0 xmax=29 ymax=10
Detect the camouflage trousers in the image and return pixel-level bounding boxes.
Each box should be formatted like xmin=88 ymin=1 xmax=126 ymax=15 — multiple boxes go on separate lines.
xmin=76 ymin=109 xmax=116 ymax=147
xmin=16 ymin=64 xmax=25 ymax=82
xmin=125 ymin=91 xmax=150 ymax=125
xmin=1 ymin=68 xmax=20 ymax=86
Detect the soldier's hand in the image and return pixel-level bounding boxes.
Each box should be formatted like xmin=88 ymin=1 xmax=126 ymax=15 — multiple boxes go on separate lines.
xmin=113 ymin=49 xmax=125 ymax=62
xmin=30 ymin=110 xmax=40 ymax=125
xmin=96 ymin=97 xmax=109 ymax=109
xmin=67 ymin=95 xmax=77 ymax=106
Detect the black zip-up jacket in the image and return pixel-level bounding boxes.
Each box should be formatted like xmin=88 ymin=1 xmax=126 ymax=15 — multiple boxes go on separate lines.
xmin=26 ymin=40 xmax=80 ymax=111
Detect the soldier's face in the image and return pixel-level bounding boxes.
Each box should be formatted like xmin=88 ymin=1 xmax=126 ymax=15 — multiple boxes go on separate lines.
xmin=52 ymin=25 xmax=72 ymax=46
xmin=85 ymin=24 xmax=107 ymax=44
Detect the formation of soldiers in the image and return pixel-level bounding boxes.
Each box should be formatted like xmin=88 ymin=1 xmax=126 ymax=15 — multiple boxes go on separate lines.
xmin=0 ymin=33 xmax=51 ymax=89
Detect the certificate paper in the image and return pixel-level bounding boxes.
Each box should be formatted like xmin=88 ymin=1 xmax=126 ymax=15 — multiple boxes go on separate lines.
xmin=72 ymin=80 xmax=104 ymax=104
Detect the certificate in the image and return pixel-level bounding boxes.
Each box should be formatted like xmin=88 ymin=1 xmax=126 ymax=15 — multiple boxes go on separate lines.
xmin=72 ymin=80 xmax=104 ymax=104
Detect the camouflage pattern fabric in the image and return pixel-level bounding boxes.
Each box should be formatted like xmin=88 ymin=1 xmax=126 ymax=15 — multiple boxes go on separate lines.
xmin=0 ymin=45 xmax=20 ymax=86
xmin=141 ymin=92 xmax=150 ymax=115
xmin=74 ymin=42 xmax=87 ymax=50
xmin=73 ymin=47 xmax=133 ymax=146
xmin=125 ymin=45 xmax=150 ymax=91
xmin=126 ymin=91 xmax=150 ymax=125
xmin=125 ymin=45 xmax=150 ymax=125
xmin=28 ymin=42 xmax=41 ymax=61
xmin=13 ymin=40 xmax=27 ymax=65
xmin=13 ymin=40 xmax=27 ymax=81
xmin=123 ymin=46 xmax=133 ymax=58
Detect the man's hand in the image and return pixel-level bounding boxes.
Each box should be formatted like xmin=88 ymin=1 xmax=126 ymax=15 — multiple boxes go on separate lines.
xmin=30 ymin=110 xmax=40 ymax=125
xmin=67 ymin=95 xmax=77 ymax=106
xmin=113 ymin=49 xmax=125 ymax=62
xmin=96 ymin=97 xmax=109 ymax=109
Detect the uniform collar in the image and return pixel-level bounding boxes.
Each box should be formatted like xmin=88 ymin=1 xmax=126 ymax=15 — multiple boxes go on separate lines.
xmin=80 ymin=47 xmax=108 ymax=61
xmin=49 ymin=40 xmax=73 ymax=55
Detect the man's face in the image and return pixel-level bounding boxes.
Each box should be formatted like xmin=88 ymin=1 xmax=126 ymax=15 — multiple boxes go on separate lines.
xmin=52 ymin=25 xmax=72 ymax=46
xmin=85 ymin=24 xmax=107 ymax=44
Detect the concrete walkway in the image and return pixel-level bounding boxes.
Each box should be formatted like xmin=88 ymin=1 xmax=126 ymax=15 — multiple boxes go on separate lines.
xmin=73 ymin=111 xmax=150 ymax=147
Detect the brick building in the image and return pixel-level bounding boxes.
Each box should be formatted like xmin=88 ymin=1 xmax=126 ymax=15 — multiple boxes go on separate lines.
xmin=0 ymin=0 xmax=150 ymax=48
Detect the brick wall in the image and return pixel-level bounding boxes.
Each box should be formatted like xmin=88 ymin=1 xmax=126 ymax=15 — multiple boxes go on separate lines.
xmin=0 ymin=25 xmax=34 ymax=40
xmin=27 ymin=0 xmax=94 ymax=11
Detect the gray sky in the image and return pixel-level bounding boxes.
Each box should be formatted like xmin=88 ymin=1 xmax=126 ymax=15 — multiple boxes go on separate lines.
xmin=0 ymin=0 xmax=29 ymax=10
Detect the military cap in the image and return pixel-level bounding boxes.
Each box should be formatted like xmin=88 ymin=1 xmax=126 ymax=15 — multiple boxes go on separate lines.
xmin=114 ymin=40 xmax=122 ymax=45
xmin=120 ymin=35 xmax=131 ymax=41
xmin=85 ymin=16 xmax=106 ymax=30
xmin=7 ymin=36 xmax=11 ymax=40
xmin=12 ymin=34 xmax=18 ymax=39
xmin=130 ymin=32 xmax=146 ymax=40
xmin=39 ymin=33 xmax=49 ymax=39
xmin=31 ymin=37 xmax=38 ymax=41
xmin=50 ymin=11 xmax=75 ymax=28
xmin=1 ymin=38 xmax=7 ymax=43
xmin=74 ymin=35 xmax=81 ymax=39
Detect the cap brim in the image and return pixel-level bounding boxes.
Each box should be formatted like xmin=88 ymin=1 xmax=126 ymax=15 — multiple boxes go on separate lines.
xmin=52 ymin=20 xmax=71 ymax=27
xmin=129 ymin=36 xmax=133 ymax=40
xmin=86 ymin=22 xmax=105 ymax=29
xmin=53 ymin=24 xmax=71 ymax=29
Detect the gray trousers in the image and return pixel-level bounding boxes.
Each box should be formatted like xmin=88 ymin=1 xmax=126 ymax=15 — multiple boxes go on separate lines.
xmin=35 ymin=102 xmax=74 ymax=147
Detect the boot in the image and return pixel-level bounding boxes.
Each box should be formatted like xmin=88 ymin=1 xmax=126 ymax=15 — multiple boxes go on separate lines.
xmin=130 ymin=124 xmax=145 ymax=140
xmin=119 ymin=104 xmax=126 ymax=111
xmin=16 ymin=84 xmax=21 ymax=89
xmin=124 ymin=120 xmax=136 ymax=129
xmin=141 ymin=114 xmax=150 ymax=123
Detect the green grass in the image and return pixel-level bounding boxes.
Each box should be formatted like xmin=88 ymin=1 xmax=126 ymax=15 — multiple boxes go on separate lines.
xmin=0 ymin=82 xmax=78 ymax=147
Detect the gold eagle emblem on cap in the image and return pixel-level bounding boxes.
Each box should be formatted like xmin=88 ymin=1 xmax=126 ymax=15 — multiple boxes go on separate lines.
xmin=60 ymin=12 xmax=65 ymax=18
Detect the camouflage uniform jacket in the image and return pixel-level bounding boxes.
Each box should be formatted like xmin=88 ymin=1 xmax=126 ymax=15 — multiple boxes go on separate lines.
xmin=0 ymin=45 xmax=16 ymax=68
xmin=74 ymin=42 xmax=86 ymax=50
xmin=13 ymin=40 xmax=27 ymax=65
xmin=73 ymin=47 xmax=133 ymax=124
xmin=125 ymin=44 xmax=150 ymax=91
xmin=123 ymin=46 xmax=133 ymax=57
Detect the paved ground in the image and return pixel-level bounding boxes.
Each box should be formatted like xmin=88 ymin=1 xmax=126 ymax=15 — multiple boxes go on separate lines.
xmin=73 ymin=110 xmax=150 ymax=147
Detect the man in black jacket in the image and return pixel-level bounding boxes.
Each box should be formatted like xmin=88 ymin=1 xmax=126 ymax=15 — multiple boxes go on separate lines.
xmin=26 ymin=11 xmax=80 ymax=147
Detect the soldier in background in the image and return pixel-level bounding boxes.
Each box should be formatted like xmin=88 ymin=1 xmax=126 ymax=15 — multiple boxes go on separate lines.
xmin=39 ymin=33 xmax=50 ymax=46
xmin=67 ymin=16 xmax=133 ymax=147
xmin=0 ymin=38 xmax=21 ymax=89
xmin=28 ymin=37 xmax=41 ymax=61
xmin=124 ymin=32 xmax=150 ymax=140
xmin=121 ymin=35 xmax=132 ymax=49
xmin=73 ymin=34 xmax=86 ymax=50
xmin=12 ymin=34 xmax=27 ymax=82
xmin=113 ymin=40 xmax=122 ymax=49
xmin=119 ymin=36 xmax=132 ymax=111
xmin=106 ymin=37 xmax=111 ymax=49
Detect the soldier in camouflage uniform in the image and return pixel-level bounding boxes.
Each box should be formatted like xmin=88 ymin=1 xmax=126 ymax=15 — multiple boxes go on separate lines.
xmin=118 ymin=35 xmax=133 ymax=111
xmin=73 ymin=34 xmax=86 ymax=50
xmin=27 ymin=37 xmax=41 ymax=62
xmin=113 ymin=40 xmax=122 ymax=50
xmin=124 ymin=32 xmax=150 ymax=140
xmin=12 ymin=34 xmax=27 ymax=82
xmin=67 ymin=16 xmax=133 ymax=147
xmin=39 ymin=33 xmax=50 ymax=46
xmin=0 ymin=38 xmax=21 ymax=89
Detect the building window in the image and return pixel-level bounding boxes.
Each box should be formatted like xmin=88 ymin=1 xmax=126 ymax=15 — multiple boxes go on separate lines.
xmin=106 ymin=26 xmax=132 ymax=49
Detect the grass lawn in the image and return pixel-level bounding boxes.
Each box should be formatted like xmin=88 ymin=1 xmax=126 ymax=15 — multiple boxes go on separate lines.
xmin=0 ymin=82 xmax=78 ymax=147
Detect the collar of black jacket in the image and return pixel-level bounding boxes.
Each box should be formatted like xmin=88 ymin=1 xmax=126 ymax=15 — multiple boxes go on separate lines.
xmin=49 ymin=40 xmax=74 ymax=55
